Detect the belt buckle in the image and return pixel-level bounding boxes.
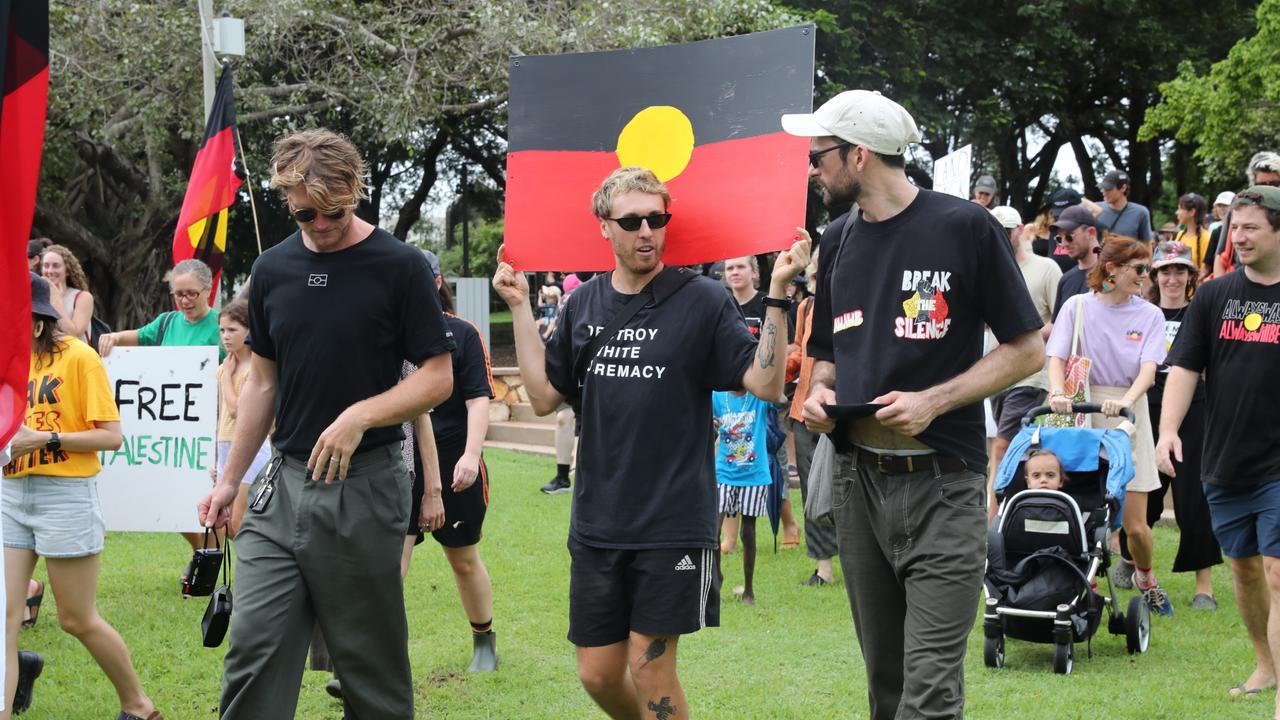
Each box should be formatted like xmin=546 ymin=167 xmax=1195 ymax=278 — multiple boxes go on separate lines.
xmin=876 ymin=453 xmax=897 ymax=475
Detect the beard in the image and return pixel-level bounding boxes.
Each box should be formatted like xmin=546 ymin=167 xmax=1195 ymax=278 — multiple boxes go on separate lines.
xmin=822 ymin=170 xmax=862 ymax=209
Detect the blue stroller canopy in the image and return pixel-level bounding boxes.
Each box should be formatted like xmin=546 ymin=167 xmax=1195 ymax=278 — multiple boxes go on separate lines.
xmin=995 ymin=425 xmax=1135 ymax=501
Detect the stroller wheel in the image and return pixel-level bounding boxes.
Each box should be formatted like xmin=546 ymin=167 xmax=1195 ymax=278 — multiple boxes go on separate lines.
xmin=1108 ymin=610 xmax=1126 ymax=635
xmin=983 ymin=635 xmax=1004 ymax=668
xmin=1126 ymin=596 xmax=1151 ymax=654
xmin=1053 ymin=641 xmax=1073 ymax=674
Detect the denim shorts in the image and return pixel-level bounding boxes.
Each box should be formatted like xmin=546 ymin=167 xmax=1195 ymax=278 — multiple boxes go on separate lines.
xmin=3 ymin=474 xmax=106 ymax=558
xmin=1202 ymin=480 xmax=1280 ymax=559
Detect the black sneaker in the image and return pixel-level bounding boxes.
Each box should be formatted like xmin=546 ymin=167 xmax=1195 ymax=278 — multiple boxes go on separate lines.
xmin=14 ymin=650 xmax=43 ymax=714
xmin=540 ymin=474 xmax=570 ymax=495
xmin=325 ymin=677 xmax=342 ymax=699
xmin=803 ymin=571 xmax=830 ymax=587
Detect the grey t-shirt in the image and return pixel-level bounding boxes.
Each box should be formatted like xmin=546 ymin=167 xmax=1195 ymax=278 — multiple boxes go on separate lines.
xmin=1097 ymin=201 xmax=1152 ymax=242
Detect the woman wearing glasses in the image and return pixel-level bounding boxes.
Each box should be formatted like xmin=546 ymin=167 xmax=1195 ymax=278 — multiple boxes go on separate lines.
xmin=1046 ymin=235 xmax=1172 ymax=617
xmin=98 ymin=258 xmax=223 ymax=553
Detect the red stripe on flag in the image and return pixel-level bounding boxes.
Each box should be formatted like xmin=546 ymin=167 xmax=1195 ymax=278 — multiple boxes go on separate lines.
xmin=0 ymin=61 xmax=49 ymax=447
xmin=503 ymin=131 xmax=809 ymax=271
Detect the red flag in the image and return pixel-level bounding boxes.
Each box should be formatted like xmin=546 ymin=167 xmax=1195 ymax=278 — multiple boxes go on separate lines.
xmin=0 ymin=0 xmax=49 ymax=449
xmin=504 ymin=27 xmax=814 ymax=271
xmin=173 ymin=65 xmax=241 ymax=302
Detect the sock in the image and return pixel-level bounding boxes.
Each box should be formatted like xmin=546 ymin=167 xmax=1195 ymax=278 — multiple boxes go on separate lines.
xmin=556 ymin=464 xmax=570 ymax=478
xmin=471 ymin=619 xmax=493 ymax=634
xmin=1134 ymin=566 xmax=1156 ymax=589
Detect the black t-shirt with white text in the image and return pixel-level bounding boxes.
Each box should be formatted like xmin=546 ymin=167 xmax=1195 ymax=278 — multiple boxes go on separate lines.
xmin=808 ymin=190 xmax=1043 ymax=471
xmin=1166 ymin=271 xmax=1280 ymax=487
xmin=546 ymin=272 xmax=757 ymax=549
xmin=248 ymin=228 xmax=455 ymax=455
xmin=430 ymin=314 xmax=495 ymax=446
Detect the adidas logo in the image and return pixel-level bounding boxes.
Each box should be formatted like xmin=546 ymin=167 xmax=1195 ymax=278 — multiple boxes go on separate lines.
xmin=674 ymin=555 xmax=696 ymax=571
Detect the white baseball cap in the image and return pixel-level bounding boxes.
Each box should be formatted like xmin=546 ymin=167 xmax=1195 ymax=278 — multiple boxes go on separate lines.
xmin=990 ymin=205 xmax=1022 ymax=229
xmin=1214 ymin=191 xmax=1236 ymax=206
xmin=781 ymin=90 xmax=921 ymax=156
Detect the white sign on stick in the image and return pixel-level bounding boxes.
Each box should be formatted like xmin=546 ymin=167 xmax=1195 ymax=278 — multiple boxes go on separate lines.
xmin=98 ymin=347 xmax=218 ymax=532
xmin=933 ymin=144 xmax=974 ymax=200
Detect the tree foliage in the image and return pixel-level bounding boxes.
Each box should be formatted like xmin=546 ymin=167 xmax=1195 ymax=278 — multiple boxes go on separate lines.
xmin=1142 ymin=0 xmax=1280 ymax=185
xmin=36 ymin=0 xmax=798 ymax=327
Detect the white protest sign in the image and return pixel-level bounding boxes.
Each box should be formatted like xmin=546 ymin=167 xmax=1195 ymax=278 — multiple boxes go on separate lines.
xmin=98 ymin=347 xmax=218 ymax=532
xmin=933 ymin=144 xmax=973 ymax=200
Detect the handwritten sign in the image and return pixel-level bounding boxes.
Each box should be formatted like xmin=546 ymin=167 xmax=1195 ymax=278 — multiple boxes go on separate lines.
xmin=98 ymin=347 xmax=217 ymax=532
xmin=933 ymin=144 xmax=973 ymax=200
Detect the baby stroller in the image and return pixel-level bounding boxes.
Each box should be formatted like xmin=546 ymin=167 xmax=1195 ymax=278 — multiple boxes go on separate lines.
xmin=983 ymin=402 xmax=1148 ymax=674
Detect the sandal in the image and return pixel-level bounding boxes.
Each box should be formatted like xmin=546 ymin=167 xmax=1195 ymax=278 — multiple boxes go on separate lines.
xmin=1228 ymin=681 xmax=1274 ymax=699
xmin=116 ymin=711 xmax=164 ymax=720
xmin=780 ymin=533 xmax=800 ymax=550
xmin=22 ymin=580 xmax=43 ymax=629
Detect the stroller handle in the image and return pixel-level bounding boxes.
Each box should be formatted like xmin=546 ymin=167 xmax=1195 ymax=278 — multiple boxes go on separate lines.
xmin=1021 ymin=403 xmax=1136 ymax=426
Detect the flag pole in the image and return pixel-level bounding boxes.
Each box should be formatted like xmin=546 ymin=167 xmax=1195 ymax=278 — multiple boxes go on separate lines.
xmin=235 ymin=126 xmax=264 ymax=256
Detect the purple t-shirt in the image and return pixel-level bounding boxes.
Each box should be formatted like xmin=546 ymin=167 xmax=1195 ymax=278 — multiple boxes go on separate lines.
xmin=1046 ymin=292 xmax=1166 ymax=388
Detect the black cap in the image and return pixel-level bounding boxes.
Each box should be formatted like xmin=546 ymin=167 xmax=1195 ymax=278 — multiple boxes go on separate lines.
xmin=30 ymin=272 xmax=61 ymax=320
xmin=1043 ymin=188 xmax=1082 ymax=220
xmin=1049 ymin=205 xmax=1098 ymax=234
xmin=27 ymin=240 xmax=44 ymax=259
xmin=1100 ymin=170 xmax=1129 ymax=191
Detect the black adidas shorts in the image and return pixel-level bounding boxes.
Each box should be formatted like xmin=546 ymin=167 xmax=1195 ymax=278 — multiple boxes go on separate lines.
xmin=567 ymin=537 xmax=719 ymax=647
xmin=408 ymin=434 xmax=489 ymax=548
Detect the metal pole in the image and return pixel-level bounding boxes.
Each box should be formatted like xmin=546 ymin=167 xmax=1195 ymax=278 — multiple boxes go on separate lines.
xmin=460 ymin=165 xmax=470 ymax=277
xmin=198 ymin=0 xmax=216 ymax=119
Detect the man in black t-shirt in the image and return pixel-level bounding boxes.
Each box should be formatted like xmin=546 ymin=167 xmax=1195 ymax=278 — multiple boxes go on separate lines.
xmin=1051 ymin=204 xmax=1102 ymax=320
xmin=1157 ymin=186 xmax=1280 ymax=712
xmin=198 ymin=129 xmax=455 ymax=720
xmin=493 ymin=166 xmax=808 ymax=720
xmin=784 ymin=90 xmax=1044 ymax=720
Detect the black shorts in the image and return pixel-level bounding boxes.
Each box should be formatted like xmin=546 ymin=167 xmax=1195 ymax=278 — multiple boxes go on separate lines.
xmin=567 ymin=537 xmax=719 ymax=647
xmin=408 ymin=435 xmax=489 ymax=548
xmin=990 ymin=386 xmax=1048 ymax=440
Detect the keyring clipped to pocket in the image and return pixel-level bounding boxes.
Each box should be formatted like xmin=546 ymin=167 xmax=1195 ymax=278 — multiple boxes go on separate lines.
xmin=249 ymin=455 xmax=284 ymax=515
xmin=181 ymin=527 xmax=225 ymax=598
xmin=201 ymin=533 xmax=232 ymax=648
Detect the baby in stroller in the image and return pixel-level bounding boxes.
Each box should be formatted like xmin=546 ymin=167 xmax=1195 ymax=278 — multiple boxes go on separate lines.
xmin=983 ymin=406 xmax=1151 ymax=674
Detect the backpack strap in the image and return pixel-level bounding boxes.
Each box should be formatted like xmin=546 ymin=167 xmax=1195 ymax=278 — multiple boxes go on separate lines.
xmin=155 ymin=311 xmax=177 ymax=345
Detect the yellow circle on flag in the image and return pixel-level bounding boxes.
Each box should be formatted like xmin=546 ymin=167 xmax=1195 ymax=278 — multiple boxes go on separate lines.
xmin=1244 ymin=313 xmax=1264 ymax=332
xmin=615 ymin=106 xmax=695 ymax=182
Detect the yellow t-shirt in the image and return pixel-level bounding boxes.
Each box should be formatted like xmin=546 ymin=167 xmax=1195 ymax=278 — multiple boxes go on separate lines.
xmin=215 ymin=360 xmax=250 ymax=442
xmin=3 ymin=337 xmax=120 ymax=478
xmin=1174 ymin=227 xmax=1211 ymax=269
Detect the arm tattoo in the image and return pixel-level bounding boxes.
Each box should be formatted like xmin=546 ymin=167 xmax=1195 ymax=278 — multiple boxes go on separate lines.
xmin=647 ymin=696 xmax=677 ymax=720
xmin=756 ymin=318 xmax=777 ymax=369
xmin=639 ymin=637 xmax=668 ymax=669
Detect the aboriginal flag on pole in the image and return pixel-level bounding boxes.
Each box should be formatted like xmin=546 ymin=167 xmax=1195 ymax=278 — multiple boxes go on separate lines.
xmin=504 ymin=26 xmax=815 ymax=271
xmin=173 ymin=65 xmax=241 ymax=302
xmin=0 ymin=0 xmax=49 ymax=449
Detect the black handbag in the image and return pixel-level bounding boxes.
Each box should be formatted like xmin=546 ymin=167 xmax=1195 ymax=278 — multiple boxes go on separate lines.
xmin=201 ymin=535 xmax=232 ymax=648
xmin=182 ymin=527 xmax=225 ymax=597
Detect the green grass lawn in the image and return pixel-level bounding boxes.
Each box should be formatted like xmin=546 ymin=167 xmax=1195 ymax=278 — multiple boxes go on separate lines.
xmin=17 ymin=450 xmax=1268 ymax=718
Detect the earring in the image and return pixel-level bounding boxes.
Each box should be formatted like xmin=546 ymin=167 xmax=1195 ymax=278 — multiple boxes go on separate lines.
xmin=33 ymin=319 xmax=44 ymax=337
xmin=1102 ymin=275 xmax=1116 ymax=292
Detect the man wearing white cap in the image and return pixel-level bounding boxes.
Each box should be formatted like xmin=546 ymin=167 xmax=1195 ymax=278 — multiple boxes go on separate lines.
xmin=785 ymin=90 xmax=1045 ymax=719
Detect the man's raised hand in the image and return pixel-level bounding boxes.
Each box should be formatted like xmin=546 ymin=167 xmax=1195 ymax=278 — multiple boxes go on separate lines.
xmin=492 ymin=244 xmax=530 ymax=309
xmin=772 ymin=228 xmax=813 ymax=286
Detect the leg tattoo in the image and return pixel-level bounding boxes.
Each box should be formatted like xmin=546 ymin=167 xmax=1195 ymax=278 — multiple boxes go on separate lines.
xmin=647 ymin=696 xmax=677 ymax=720
xmin=638 ymin=637 xmax=668 ymax=669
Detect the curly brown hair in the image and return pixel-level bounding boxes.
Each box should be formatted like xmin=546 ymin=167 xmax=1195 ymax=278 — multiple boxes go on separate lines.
xmin=43 ymin=244 xmax=89 ymax=291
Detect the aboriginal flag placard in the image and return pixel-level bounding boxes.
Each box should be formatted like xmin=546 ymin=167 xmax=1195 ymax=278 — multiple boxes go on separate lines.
xmin=505 ymin=26 xmax=815 ymax=271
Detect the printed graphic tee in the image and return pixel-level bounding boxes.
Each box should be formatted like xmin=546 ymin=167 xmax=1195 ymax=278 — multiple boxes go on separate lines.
xmin=546 ymin=272 xmax=757 ymax=549
xmin=1166 ymin=271 xmax=1280 ymax=487
xmin=4 ymin=337 xmax=120 ymax=478
xmin=1046 ymin=293 xmax=1167 ymax=387
xmin=712 ymin=391 xmax=772 ymax=487
xmin=808 ymin=189 xmax=1043 ymax=471
xmin=248 ymin=228 xmax=455 ymax=456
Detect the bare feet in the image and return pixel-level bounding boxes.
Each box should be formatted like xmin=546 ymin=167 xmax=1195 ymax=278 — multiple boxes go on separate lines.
xmin=732 ymin=585 xmax=755 ymax=605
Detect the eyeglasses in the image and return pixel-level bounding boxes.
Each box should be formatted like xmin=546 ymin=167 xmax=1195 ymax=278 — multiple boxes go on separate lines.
xmin=171 ymin=290 xmax=203 ymax=300
xmin=606 ymin=213 xmax=672 ymax=232
xmin=291 ymin=207 xmax=348 ymax=223
xmin=808 ymin=143 xmax=851 ymax=168
xmin=1124 ymin=263 xmax=1151 ymax=275
xmin=1258 ymin=179 xmax=1280 ymax=188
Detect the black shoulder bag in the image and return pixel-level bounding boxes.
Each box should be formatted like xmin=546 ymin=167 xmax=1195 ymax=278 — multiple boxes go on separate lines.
xmin=568 ymin=267 xmax=698 ymax=423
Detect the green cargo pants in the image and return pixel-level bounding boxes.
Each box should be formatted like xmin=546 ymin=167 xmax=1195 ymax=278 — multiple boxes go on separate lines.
xmin=220 ymin=443 xmax=413 ymax=719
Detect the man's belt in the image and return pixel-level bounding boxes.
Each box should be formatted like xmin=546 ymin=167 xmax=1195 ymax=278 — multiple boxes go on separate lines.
xmin=855 ymin=448 xmax=967 ymax=476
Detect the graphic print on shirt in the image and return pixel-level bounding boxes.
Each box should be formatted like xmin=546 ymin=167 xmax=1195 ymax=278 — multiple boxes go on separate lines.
xmin=833 ymin=309 xmax=864 ymax=334
xmin=1125 ymin=329 xmax=1145 ymax=342
xmin=586 ymin=325 xmax=668 ymax=379
xmin=718 ymin=408 xmax=758 ymax=465
xmin=3 ymin=373 xmax=71 ymax=475
xmin=1164 ymin=319 xmax=1182 ymax=350
xmin=1219 ymin=299 xmax=1280 ymax=344
xmin=895 ymin=269 xmax=952 ymax=340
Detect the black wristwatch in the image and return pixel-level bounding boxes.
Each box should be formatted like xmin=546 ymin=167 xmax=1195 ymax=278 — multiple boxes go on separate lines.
xmin=762 ymin=296 xmax=790 ymax=310
xmin=45 ymin=432 xmax=60 ymax=453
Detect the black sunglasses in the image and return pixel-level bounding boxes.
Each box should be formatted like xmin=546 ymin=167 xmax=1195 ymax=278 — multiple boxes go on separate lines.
xmin=808 ymin=142 xmax=851 ymax=168
xmin=291 ymin=207 xmax=348 ymax=223
xmin=606 ymin=213 xmax=672 ymax=232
